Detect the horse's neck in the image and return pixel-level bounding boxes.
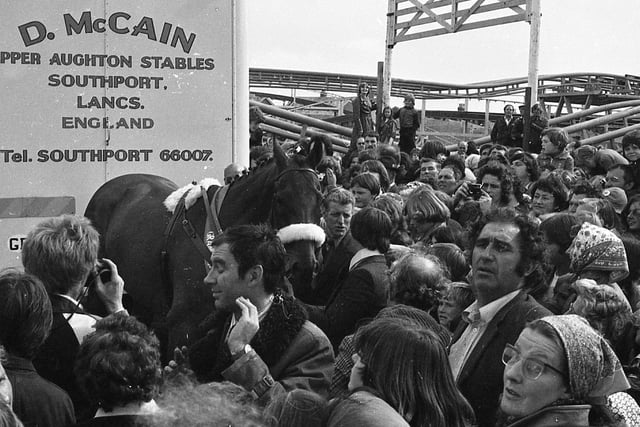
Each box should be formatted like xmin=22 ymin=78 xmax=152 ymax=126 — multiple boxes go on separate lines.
xmin=218 ymin=165 xmax=277 ymax=226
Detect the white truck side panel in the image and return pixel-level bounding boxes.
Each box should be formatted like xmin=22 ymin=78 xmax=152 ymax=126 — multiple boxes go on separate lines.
xmin=0 ymin=0 xmax=248 ymax=267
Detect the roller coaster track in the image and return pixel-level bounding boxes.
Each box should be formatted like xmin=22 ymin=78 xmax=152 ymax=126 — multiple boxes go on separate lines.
xmin=250 ymin=68 xmax=640 ymax=105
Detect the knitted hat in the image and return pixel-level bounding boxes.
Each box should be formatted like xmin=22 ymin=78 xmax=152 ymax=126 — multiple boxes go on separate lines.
xmin=567 ymin=222 xmax=629 ymax=283
xmin=602 ymin=187 xmax=628 ymax=214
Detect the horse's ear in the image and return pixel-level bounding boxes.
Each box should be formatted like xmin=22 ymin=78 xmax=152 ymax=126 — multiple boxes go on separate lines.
xmin=307 ymin=135 xmax=333 ymax=169
xmin=273 ymin=141 xmax=288 ymax=171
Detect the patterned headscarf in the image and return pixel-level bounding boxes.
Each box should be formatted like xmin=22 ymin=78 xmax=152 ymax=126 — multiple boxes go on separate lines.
xmin=539 ymin=315 xmax=629 ymax=402
xmin=567 ymin=222 xmax=629 ymax=283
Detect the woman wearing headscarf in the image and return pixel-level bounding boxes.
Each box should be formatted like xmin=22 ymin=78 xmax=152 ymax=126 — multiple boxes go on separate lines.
xmin=566 ymin=222 xmax=631 ymax=311
xmin=498 ymin=314 xmax=631 ymax=426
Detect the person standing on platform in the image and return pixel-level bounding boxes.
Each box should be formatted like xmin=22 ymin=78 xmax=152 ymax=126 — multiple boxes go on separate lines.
xmin=527 ymin=103 xmax=549 ymax=154
xmin=394 ymin=94 xmax=421 ymax=155
xmin=352 ymin=83 xmax=376 ymax=144
xmin=491 ymin=104 xmax=517 ymax=147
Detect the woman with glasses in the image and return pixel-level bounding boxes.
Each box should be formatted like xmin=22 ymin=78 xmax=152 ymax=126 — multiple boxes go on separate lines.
xmin=499 ymin=315 xmax=630 ymax=426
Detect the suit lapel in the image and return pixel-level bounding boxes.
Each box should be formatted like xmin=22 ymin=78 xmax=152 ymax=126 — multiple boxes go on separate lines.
xmin=456 ymin=291 xmax=525 ymax=385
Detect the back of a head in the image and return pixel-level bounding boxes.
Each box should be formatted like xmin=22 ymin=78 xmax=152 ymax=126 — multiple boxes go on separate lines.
xmin=74 ymin=314 xmax=162 ymax=412
xmin=21 ymin=215 xmax=99 ymax=295
xmin=540 ymin=213 xmax=581 ymax=251
xmin=354 ymin=317 xmax=473 ymax=427
xmin=350 ymin=207 xmax=392 ymax=253
xmin=0 ymin=269 xmax=52 ymax=360
xmin=148 ymin=380 xmax=265 ymax=427
xmin=424 ymin=243 xmax=470 ymax=283
xmin=371 ymin=194 xmax=404 ymax=226
xmin=361 ymin=160 xmax=390 ymax=191
xmin=571 ymin=280 xmax=631 ymax=343
xmin=264 ymin=389 xmax=328 ymax=427
xmin=390 ymin=252 xmax=446 ymax=312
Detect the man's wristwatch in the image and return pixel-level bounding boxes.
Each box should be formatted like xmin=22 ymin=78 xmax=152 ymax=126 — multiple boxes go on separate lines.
xmin=231 ymin=344 xmax=252 ymax=361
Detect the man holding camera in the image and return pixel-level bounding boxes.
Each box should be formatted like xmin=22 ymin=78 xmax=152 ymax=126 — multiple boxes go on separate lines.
xmin=22 ymin=214 xmax=127 ymax=422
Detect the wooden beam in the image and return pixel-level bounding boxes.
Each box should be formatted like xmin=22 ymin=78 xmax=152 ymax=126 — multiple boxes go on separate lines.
xmin=394 ymin=0 xmax=525 ymax=29
xmin=395 ymin=14 xmax=525 ymax=41
xmin=453 ymin=0 xmax=486 ymax=32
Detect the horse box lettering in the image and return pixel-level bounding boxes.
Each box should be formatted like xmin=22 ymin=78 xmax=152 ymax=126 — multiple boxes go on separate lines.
xmin=0 ymin=0 xmax=249 ymax=267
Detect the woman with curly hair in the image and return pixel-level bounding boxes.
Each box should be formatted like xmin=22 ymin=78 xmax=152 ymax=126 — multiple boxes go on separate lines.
xmin=328 ymin=317 xmax=474 ymax=427
xmin=72 ymin=315 xmax=163 ymax=426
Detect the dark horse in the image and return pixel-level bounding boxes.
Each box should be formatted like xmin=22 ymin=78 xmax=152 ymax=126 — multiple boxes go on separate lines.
xmin=84 ymin=142 xmax=326 ymax=353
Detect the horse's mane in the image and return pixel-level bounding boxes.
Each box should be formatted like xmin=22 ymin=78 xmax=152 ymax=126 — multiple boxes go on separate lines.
xmin=163 ymin=146 xmax=316 ymax=213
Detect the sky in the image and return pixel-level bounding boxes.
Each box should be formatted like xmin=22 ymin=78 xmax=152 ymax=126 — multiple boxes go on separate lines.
xmin=247 ymin=0 xmax=639 ymax=109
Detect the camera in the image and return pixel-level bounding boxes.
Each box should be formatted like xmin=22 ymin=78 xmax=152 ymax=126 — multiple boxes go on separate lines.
xmin=97 ymin=259 xmax=111 ymax=283
xmin=468 ymin=183 xmax=482 ymax=200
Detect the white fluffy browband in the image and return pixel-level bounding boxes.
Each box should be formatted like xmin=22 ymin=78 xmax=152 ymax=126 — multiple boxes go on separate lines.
xmin=163 ymin=178 xmax=221 ymax=213
xmin=277 ymin=223 xmax=326 ymax=247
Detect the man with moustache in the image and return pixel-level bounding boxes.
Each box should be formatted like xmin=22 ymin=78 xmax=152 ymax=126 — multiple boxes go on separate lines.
xmin=449 ymin=208 xmax=550 ymax=427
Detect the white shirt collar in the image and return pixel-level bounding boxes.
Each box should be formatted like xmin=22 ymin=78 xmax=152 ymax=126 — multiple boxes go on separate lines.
xmin=349 ymin=248 xmax=382 ymax=271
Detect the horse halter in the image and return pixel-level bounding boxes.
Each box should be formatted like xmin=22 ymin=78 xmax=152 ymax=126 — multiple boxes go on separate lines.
xmin=274 ymin=167 xmax=319 ymax=183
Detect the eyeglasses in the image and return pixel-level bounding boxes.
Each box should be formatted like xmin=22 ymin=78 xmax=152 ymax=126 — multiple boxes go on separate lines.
xmin=502 ymin=344 xmax=564 ymax=380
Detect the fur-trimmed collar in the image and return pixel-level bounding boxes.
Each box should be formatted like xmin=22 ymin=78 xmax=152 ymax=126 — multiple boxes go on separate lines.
xmin=277 ymin=223 xmax=325 ymax=247
xmin=188 ymin=294 xmax=307 ymax=383
xmin=163 ymin=178 xmax=221 ymax=212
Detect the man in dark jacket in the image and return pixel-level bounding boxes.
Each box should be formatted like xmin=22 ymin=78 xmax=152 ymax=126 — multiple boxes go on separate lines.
xmin=185 ymin=224 xmax=334 ymax=404
xmin=298 ymin=188 xmax=361 ymax=305
xmin=491 ymin=104 xmax=516 ymax=147
xmin=22 ymin=215 xmax=127 ymax=422
xmin=304 ymin=207 xmax=391 ymax=350
xmin=0 ymin=270 xmax=75 ymax=427
xmin=449 ymin=208 xmax=551 ymax=427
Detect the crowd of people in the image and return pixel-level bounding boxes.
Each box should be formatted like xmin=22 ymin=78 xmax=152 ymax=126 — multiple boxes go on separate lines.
xmin=2 ymin=105 xmax=640 ymax=426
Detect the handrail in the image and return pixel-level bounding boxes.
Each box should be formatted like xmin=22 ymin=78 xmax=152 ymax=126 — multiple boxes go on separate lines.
xmin=250 ymin=100 xmax=352 ymax=137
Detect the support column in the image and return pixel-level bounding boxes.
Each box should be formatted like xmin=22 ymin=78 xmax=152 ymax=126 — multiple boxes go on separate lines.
xmin=527 ymin=0 xmax=541 ymax=105
xmin=382 ymin=0 xmax=395 ymax=108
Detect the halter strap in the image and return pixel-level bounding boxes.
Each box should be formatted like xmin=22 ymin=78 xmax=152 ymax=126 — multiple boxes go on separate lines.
xmin=274 ymin=167 xmax=318 ymax=182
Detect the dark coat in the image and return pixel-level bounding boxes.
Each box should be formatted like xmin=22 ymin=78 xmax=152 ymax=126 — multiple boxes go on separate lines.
xmin=6 ymin=354 xmax=76 ymax=427
xmin=327 ymin=389 xmax=409 ymax=427
xmin=187 ymin=295 xmax=334 ymax=404
xmin=452 ymin=291 xmax=551 ymax=427
xmin=304 ymin=232 xmax=361 ymax=305
xmin=491 ymin=117 xmax=516 ymax=147
xmin=394 ymin=107 xmax=421 ymax=154
xmin=33 ymin=295 xmax=99 ymax=422
xmin=305 ymin=254 xmax=390 ymax=350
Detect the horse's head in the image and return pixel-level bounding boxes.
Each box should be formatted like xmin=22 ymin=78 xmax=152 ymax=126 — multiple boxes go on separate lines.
xmin=271 ymin=138 xmax=327 ymax=290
